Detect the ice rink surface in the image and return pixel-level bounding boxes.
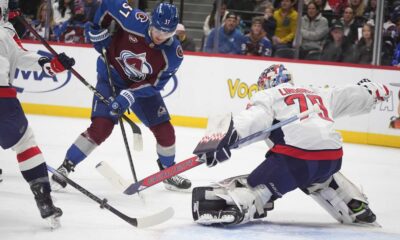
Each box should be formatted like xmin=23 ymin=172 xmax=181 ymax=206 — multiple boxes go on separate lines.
xmin=1 ymin=115 xmax=399 ymax=240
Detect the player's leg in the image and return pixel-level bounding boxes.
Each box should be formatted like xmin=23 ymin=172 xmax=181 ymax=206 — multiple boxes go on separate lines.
xmin=0 ymin=98 xmax=61 ymax=227
xmin=51 ymin=72 xmax=116 ymax=189
xmin=131 ymin=94 xmax=191 ymax=191
xmin=192 ymin=153 xmax=304 ymax=226
xmin=304 ymin=171 xmax=376 ymax=225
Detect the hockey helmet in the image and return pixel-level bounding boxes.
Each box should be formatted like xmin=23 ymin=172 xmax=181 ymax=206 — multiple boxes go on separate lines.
xmin=257 ymin=64 xmax=292 ymax=90
xmin=0 ymin=0 xmax=9 ymax=25
xmin=150 ymin=3 xmax=179 ymax=34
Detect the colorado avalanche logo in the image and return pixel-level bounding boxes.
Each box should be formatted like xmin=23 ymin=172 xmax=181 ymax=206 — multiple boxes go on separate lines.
xmin=116 ymin=50 xmax=153 ymax=81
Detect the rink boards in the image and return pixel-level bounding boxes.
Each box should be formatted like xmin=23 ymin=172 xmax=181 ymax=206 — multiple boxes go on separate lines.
xmin=15 ymin=41 xmax=400 ymax=148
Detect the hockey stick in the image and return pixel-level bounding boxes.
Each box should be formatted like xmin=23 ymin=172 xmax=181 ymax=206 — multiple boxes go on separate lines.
xmin=102 ymin=48 xmax=139 ymax=182
xmin=122 ymin=105 xmax=322 ymax=195
xmin=16 ymin=15 xmax=143 ymax=151
xmin=47 ymin=165 xmax=173 ymax=227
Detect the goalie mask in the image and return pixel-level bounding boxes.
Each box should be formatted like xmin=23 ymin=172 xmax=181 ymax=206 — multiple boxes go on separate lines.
xmin=257 ymin=64 xmax=292 ymax=90
xmin=0 ymin=0 xmax=9 ymax=26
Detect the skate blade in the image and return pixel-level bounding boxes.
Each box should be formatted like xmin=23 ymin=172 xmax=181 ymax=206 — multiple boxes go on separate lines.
xmin=163 ymin=184 xmax=192 ymax=193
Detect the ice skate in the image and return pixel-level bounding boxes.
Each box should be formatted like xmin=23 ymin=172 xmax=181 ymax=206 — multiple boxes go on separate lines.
xmin=348 ymin=199 xmax=379 ymax=227
xmin=157 ymin=159 xmax=191 ymax=192
xmin=51 ymin=159 xmax=75 ymax=191
xmin=0 ymin=168 xmax=3 ymax=183
xmin=31 ymin=182 xmax=63 ymax=229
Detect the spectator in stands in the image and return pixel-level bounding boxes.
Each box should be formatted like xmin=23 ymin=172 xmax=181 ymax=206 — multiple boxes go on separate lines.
xmin=227 ymin=0 xmax=256 ymax=28
xmin=55 ymin=0 xmax=89 ymax=43
xmin=313 ymin=0 xmax=336 ymax=24
xmin=349 ymin=0 xmax=366 ymax=23
xmin=19 ymin=0 xmax=41 ymax=20
xmin=262 ymin=2 xmax=276 ymax=40
xmin=26 ymin=2 xmax=57 ymax=41
xmin=83 ymin=0 xmax=99 ymax=23
xmin=53 ymin=0 xmax=74 ymax=24
xmin=272 ymin=0 xmax=298 ymax=49
xmin=353 ymin=22 xmax=374 ymax=64
xmin=300 ymin=1 xmax=329 ymax=59
xmin=340 ymin=7 xmax=360 ymax=44
xmin=175 ymin=23 xmax=196 ymax=52
xmin=241 ymin=16 xmax=272 ymax=56
xmin=363 ymin=0 xmax=377 ymax=24
xmin=203 ymin=0 xmax=229 ymax=42
xmin=254 ymin=0 xmax=273 ymax=13
xmin=320 ymin=20 xmax=355 ymax=62
xmin=204 ymin=12 xmax=243 ymax=54
xmin=391 ymin=10 xmax=400 ymax=66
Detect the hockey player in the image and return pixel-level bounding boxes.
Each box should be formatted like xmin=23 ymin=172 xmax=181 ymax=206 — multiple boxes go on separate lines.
xmin=0 ymin=0 xmax=75 ymax=228
xmin=51 ymin=0 xmax=191 ymax=191
xmin=191 ymin=64 xmax=389 ymax=226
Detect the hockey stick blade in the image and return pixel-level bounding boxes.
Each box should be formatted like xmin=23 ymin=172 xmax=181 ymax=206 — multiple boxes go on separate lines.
xmin=47 ymin=165 xmax=173 ymax=227
xmin=389 ymin=82 xmax=400 ymax=87
xmin=96 ymin=161 xmax=130 ymax=191
xmin=123 ymin=105 xmax=321 ymax=195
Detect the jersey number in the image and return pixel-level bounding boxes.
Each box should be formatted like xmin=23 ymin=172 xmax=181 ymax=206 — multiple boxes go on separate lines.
xmin=119 ymin=3 xmax=133 ymax=18
xmin=284 ymin=94 xmax=332 ymax=121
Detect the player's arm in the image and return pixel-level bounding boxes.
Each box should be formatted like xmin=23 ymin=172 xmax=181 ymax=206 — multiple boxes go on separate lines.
xmin=1 ymin=33 xmax=74 ymax=76
xmin=233 ymin=91 xmax=274 ymax=147
xmin=330 ymin=79 xmax=389 ymax=119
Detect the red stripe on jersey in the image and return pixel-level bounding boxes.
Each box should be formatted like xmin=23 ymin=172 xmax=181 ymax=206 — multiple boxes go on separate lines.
xmin=13 ymin=34 xmax=27 ymax=51
xmin=271 ymin=144 xmax=343 ymax=160
xmin=17 ymin=146 xmax=42 ymax=162
xmin=0 ymin=88 xmax=17 ymax=98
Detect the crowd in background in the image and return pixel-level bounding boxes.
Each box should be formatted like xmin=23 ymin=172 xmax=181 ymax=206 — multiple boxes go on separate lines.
xmin=9 ymin=0 xmax=400 ymax=66
xmin=202 ymin=0 xmax=400 ymax=66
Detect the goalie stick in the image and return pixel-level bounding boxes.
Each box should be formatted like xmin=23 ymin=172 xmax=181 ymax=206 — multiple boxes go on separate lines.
xmin=47 ymin=165 xmax=173 ymax=228
xmin=111 ymin=105 xmax=321 ymax=195
xmin=16 ymin=15 xmax=143 ymax=151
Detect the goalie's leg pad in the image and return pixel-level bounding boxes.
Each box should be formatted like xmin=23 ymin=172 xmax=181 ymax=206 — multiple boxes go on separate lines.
xmin=306 ymin=172 xmax=376 ymax=224
xmin=192 ymin=187 xmax=244 ymax=225
xmin=192 ymin=176 xmax=273 ymax=226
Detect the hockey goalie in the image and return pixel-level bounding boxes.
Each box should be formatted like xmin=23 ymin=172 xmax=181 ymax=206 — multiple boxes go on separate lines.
xmin=192 ymin=64 xmax=389 ymax=227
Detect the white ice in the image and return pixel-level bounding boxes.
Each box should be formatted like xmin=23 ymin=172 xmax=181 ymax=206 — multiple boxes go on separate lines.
xmin=1 ymin=115 xmax=400 ymax=240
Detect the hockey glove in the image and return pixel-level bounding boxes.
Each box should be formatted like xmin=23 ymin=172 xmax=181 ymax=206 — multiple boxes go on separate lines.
xmin=38 ymin=53 xmax=75 ymax=77
xmin=88 ymin=25 xmax=111 ymax=54
xmin=197 ymin=120 xmax=239 ymax=168
xmin=357 ymin=79 xmax=390 ymax=102
xmin=109 ymin=90 xmax=135 ymax=117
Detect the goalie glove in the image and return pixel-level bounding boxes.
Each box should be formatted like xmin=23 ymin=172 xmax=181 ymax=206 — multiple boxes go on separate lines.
xmin=38 ymin=53 xmax=75 ymax=77
xmin=109 ymin=89 xmax=135 ymax=117
xmin=194 ymin=116 xmax=239 ymax=167
xmin=357 ymin=78 xmax=390 ymax=102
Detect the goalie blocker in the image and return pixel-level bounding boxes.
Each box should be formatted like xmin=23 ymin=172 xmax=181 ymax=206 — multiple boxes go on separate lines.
xmin=192 ymin=173 xmax=376 ymax=226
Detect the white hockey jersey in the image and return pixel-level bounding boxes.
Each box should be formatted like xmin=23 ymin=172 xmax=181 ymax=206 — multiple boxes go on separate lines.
xmin=0 ymin=23 xmax=42 ymax=88
xmin=233 ymin=82 xmax=375 ymax=160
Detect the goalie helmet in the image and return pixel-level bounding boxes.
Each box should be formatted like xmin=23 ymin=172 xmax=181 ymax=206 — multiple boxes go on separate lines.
xmin=257 ymin=64 xmax=292 ymax=90
xmin=150 ymin=3 xmax=179 ymax=33
xmin=0 ymin=0 xmax=9 ymax=26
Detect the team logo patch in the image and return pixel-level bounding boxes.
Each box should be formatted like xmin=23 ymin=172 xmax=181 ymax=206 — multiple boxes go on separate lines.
xmin=116 ymin=50 xmax=153 ymax=82
xmin=157 ymin=106 xmax=167 ymax=117
xmin=135 ymin=12 xmax=148 ymax=22
xmin=176 ymin=45 xmax=183 ymax=58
